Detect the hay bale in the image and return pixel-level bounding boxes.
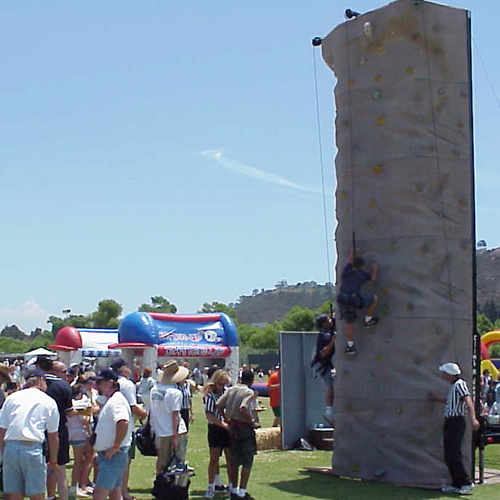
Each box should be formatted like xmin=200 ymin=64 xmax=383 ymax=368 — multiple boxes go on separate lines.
xmin=256 ymin=427 xmax=281 ymax=451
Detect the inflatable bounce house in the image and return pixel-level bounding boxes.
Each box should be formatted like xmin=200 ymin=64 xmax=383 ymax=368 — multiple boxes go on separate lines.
xmin=49 ymin=327 xmax=121 ymax=367
xmin=51 ymin=312 xmax=239 ymax=383
xmin=481 ymin=331 xmax=500 ymax=379
xmin=111 ymin=312 xmax=239 ymax=383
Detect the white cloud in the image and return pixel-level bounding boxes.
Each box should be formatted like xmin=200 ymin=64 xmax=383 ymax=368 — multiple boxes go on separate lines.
xmin=0 ymin=300 xmax=49 ymax=334
xmin=201 ymin=149 xmax=320 ymax=194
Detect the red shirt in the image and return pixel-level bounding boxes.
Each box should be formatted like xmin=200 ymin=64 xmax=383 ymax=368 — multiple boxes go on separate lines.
xmin=267 ymin=371 xmax=280 ymax=408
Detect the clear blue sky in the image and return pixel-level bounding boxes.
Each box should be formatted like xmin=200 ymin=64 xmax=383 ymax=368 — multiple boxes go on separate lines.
xmin=0 ymin=0 xmax=497 ymax=332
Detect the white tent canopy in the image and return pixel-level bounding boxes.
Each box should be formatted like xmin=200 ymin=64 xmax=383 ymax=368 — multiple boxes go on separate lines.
xmin=24 ymin=347 xmax=56 ymax=360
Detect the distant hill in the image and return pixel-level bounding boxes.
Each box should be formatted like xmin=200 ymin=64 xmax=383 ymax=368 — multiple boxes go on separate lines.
xmin=235 ymin=249 xmax=500 ymax=325
xmin=235 ymin=281 xmax=334 ymax=324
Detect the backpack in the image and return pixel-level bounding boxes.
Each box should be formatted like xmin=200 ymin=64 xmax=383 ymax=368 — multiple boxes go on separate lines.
xmin=136 ymin=415 xmax=157 ymax=457
xmin=152 ymin=455 xmax=191 ymax=500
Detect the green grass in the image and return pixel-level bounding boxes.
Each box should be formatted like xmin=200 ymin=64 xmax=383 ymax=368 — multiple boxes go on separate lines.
xmin=69 ymin=394 xmax=500 ymax=499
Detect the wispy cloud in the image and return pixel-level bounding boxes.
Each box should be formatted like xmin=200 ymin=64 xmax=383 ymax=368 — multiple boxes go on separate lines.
xmin=0 ymin=300 xmax=49 ymax=333
xmin=201 ymin=149 xmax=320 ymax=194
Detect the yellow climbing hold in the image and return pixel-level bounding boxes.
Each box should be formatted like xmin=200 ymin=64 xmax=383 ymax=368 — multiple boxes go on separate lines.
xmin=390 ymin=243 xmax=397 ymax=250
xmin=381 ymin=288 xmax=389 ymax=294
xmin=375 ymin=356 xmax=383 ymax=361
xmin=339 ymin=192 xmax=348 ymax=199
xmin=378 ymin=46 xmax=385 ymax=52
xmin=396 ymin=406 xmax=403 ymax=414
xmin=374 ymin=75 xmax=383 ymax=82
xmin=405 ymin=67 xmax=414 ymax=74
xmin=460 ymin=200 xmax=468 ymax=206
xmin=376 ymin=117 xmax=386 ymax=126
xmin=352 ymin=464 xmax=360 ymax=473
xmin=421 ymin=245 xmax=429 ymax=253
xmin=348 ymin=80 xmax=355 ymax=87
xmin=373 ymin=165 xmax=383 ymax=174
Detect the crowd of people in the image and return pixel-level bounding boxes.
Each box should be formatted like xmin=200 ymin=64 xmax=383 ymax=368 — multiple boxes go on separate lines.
xmin=0 ymin=355 xmax=279 ymax=500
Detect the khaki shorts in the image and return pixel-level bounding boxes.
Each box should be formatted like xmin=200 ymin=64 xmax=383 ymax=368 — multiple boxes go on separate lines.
xmin=157 ymin=435 xmax=187 ymax=469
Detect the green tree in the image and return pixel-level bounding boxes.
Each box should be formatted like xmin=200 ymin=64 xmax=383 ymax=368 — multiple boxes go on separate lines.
xmin=138 ymin=296 xmax=177 ymax=314
xmin=199 ymin=302 xmax=237 ymax=322
xmin=90 ymin=299 xmax=123 ymax=329
xmin=247 ymin=322 xmax=280 ymax=349
xmin=281 ymin=306 xmax=315 ymax=332
xmin=1 ymin=325 xmax=27 ymax=340
xmin=48 ymin=315 xmax=65 ymax=334
xmin=490 ymin=343 xmax=500 ymax=359
xmin=237 ymin=324 xmax=262 ymax=346
xmin=478 ymin=313 xmax=494 ymax=335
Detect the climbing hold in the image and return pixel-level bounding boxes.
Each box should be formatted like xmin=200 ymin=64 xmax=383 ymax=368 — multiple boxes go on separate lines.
xmin=411 ymin=33 xmax=420 ymax=41
xmin=415 ymin=182 xmax=423 ymax=193
xmin=396 ymin=406 xmax=403 ymax=414
xmin=460 ymin=239 xmax=468 ymax=250
xmin=460 ymin=199 xmax=468 ymax=206
xmin=375 ymin=356 xmax=383 ymax=361
xmin=369 ymin=200 xmax=377 ymax=208
xmin=346 ymin=403 xmax=354 ymax=412
xmin=365 ymin=221 xmax=375 ymax=229
xmin=385 ymin=337 xmax=392 ymax=343
xmin=373 ymin=165 xmax=383 ymax=174
xmin=428 ymin=145 xmax=436 ymax=153
xmin=378 ymin=46 xmax=385 ymax=52
xmin=453 ymin=150 xmax=460 ymax=157
xmin=458 ymin=122 xmax=464 ymax=129
xmin=371 ymin=414 xmax=376 ymax=420
xmin=364 ymin=22 xmax=374 ymax=39
xmin=376 ymin=117 xmax=386 ymax=126
xmin=359 ymin=56 xmax=367 ymax=65
xmin=378 ymin=432 xmax=385 ymax=439
xmin=348 ymin=80 xmax=355 ymax=88
xmin=381 ymin=288 xmax=389 ymax=294
xmin=433 ymin=47 xmax=442 ymax=56
xmin=405 ymin=67 xmax=414 ymax=74
xmin=390 ymin=243 xmax=397 ymax=250
xmin=374 ymin=75 xmax=383 ymax=82
xmin=339 ymin=192 xmax=348 ymax=199
xmin=407 ymin=303 xmax=414 ymax=311
xmin=352 ymin=464 xmax=360 ymax=473
xmin=421 ymin=244 xmax=429 ymax=253
xmin=438 ymin=88 xmax=445 ymax=95
xmin=373 ymin=90 xmax=383 ymax=99
xmin=342 ymin=119 xmax=350 ymax=127
xmin=461 ymin=90 xmax=468 ymax=98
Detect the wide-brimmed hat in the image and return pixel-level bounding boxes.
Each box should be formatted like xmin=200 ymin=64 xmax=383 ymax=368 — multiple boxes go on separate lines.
xmin=158 ymin=361 xmax=189 ymax=385
xmin=0 ymin=363 xmax=11 ymax=383
xmin=439 ymin=363 xmax=461 ymax=376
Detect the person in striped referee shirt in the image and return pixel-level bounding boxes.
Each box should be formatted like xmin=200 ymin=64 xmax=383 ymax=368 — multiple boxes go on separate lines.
xmin=429 ymin=363 xmax=480 ymax=495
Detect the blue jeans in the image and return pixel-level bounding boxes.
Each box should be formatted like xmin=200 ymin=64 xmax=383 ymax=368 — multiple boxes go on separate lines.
xmin=3 ymin=440 xmax=46 ymax=496
xmin=95 ymin=447 xmax=130 ymax=491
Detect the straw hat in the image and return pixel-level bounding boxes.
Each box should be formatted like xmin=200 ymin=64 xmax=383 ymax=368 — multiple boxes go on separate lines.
xmin=0 ymin=363 xmax=11 ymax=383
xmin=158 ymin=360 xmax=189 ymax=385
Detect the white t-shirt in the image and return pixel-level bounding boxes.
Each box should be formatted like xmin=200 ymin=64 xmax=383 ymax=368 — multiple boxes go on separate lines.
xmin=118 ymin=376 xmax=137 ymax=406
xmin=150 ymin=384 xmax=187 ymax=437
xmin=0 ymin=387 xmax=59 ymax=442
xmin=94 ymin=391 xmax=133 ymax=451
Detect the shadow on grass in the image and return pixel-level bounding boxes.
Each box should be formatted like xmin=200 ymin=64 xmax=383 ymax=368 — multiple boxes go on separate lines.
xmin=269 ymin=471 xmax=456 ymax=500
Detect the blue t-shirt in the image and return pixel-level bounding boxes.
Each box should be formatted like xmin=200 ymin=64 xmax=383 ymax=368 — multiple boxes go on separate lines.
xmin=340 ymin=263 xmax=371 ymax=294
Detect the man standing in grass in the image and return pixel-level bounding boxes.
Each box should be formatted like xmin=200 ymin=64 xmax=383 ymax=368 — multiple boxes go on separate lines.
xmin=429 ymin=363 xmax=479 ymax=495
xmin=217 ymin=369 xmax=260 ymax=500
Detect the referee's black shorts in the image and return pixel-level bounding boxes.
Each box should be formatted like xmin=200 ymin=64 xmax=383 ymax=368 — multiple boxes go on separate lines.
xmin=208 ymin=424 xmax=230 ymax=449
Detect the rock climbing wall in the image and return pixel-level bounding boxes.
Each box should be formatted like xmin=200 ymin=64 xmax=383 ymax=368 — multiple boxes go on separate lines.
xmin=321 ymin=0 xmax=474 ymax=488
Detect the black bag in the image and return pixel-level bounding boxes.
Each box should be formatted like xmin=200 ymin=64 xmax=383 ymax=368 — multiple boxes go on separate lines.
xmin=152 ymin=455 xmax=190 ymax=500
xmin=136 ymin=415 xmax=157 ymax=457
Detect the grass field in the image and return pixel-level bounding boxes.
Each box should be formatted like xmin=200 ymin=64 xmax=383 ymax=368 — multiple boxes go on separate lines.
xmin=72 ymin=393 xmax=500 ymax=499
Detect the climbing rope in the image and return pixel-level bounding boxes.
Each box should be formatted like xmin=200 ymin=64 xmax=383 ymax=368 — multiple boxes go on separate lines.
xmin=312 ymin=44 xmax=335 ymax=314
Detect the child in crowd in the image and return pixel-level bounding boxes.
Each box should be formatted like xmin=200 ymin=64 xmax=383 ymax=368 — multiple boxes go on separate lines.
xmin=67 ymin=384 xmax=93 ymax=498
xmin=203 ymin=369 xmax=233 ymax=498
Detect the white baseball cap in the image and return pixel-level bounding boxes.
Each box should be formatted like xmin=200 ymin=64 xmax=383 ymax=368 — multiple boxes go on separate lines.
xmin=439 ymin=363 xmax=461 ymax=376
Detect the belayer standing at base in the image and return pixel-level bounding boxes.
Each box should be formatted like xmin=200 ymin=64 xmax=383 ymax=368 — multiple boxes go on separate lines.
xmin=336 ymin=252 xmax=379 ymax=356
xmin=428 ymin=363 xmax=480 ymax=495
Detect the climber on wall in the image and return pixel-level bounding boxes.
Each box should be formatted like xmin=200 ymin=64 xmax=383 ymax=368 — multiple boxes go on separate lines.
xmin=336 ymin=250 xmax=380 ymax=356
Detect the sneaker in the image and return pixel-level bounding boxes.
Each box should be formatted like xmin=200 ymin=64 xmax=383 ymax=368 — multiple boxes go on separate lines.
xmin=204 ymin=490 xmax=215 ymax=498
xmin=441 ymin=485 xmax=460 ymax=493
xmin=459 ymin=484 xmax=474 ymax=495
xmin=215 ymin=485 xmax=227 ymax=492
xmin=364 ymin=317 xmax=379 ymax=329
xmin=76 ymin=489 xmax=90 ymax=498
xmin=345 ymin=345 xmax=356 ymax=356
